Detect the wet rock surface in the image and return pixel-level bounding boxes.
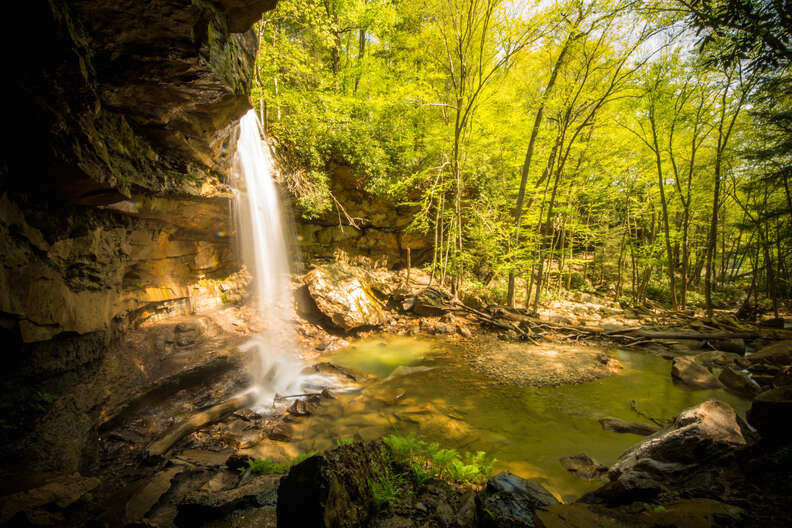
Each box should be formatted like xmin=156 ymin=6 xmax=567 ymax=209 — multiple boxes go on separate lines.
xmin=476 ymin=472 xmax=560 ymax=528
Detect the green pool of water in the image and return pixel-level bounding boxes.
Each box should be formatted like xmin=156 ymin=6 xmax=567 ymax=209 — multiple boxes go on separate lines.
xmin=330 ymin=336 xmax=433 ymax=377
xmin=271 ymin=336 xmax=750 ymax=499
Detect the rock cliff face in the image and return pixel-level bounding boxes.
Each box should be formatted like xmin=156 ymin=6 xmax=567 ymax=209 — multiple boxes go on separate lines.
xmin=0 ymin=0 xmax=276 ymax=472
xmin=295 ymin=165 xmax=431 ymax=267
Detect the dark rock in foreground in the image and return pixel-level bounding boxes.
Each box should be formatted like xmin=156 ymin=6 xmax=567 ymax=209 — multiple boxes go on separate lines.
xmin=175 ymin=474 xmax=278 ymax=527
xmin=747 ymin=386 xmax=792 ymax=441
xmin=277 ymin=440 xmax=390 ymax=527
xmin=476 ymin=472 xmax=560 ymax=528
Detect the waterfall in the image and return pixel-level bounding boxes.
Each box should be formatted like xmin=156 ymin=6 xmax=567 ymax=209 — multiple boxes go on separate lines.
xmin=232 ymin=109 xmax=325 ymax=409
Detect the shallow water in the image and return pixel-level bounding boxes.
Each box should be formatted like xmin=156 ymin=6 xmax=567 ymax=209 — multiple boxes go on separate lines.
xmin=248 ymin=336 xmax=750 ymax=499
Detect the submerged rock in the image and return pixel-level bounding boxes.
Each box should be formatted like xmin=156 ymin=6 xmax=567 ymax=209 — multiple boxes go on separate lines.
xmin=476 ymin=472 xmax=560 ymax=528
xmin=381 ymin=365 xmax=435 ymax=383
xmin=598 ymin=417 xmax=659 ymax=436
xmin=671 ymin=357 xmax=723 ymax=389
xmin=304 ymin=264 xmax=388 ymax=331
xmin=559 ymin=454 xmax=609 ymax=480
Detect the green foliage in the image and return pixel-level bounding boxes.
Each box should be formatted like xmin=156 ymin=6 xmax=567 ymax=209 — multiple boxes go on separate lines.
xmin=383 ymin=433 xmax=495 ymax=485
xmin=247 ymin=457 xmax=288 ymax=474
xmin=336 ymin=437 xmax=355 ymax=447
xmin=246 ymin=449 xmax=319 ymax=474
xmin=369 ymin=467 xmax=404 ymax=513
xmin=251 ymin=0 xmax=791 ymax=310
xmin=292 ymin=449 xmax=319 ymax=465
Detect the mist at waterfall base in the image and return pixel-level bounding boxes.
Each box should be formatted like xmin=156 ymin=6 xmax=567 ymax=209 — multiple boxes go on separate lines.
xmin=232 ymin=109 xmax=330 ymax=410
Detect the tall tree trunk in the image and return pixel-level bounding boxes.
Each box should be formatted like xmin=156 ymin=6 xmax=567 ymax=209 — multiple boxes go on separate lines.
xmin=704 ymin=152 xmax=721 ymax=317
xmin=506 ymin=35 xmax=573 ymax=306
xmin=649 ymin=110 xmax=678 ymax=309
xmin=354 ymin=28 xmax=366 ymax=93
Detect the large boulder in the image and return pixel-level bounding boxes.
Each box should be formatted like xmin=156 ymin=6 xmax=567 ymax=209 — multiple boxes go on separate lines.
xmin=277 ymin=441 xmax=390 ymax=527
xmin=476 ymin=472 xmax=560 ymax=528
xmin=411 ymin=288 xmax=453 ymax=317
xmin=671 ymin=357 xmax=723 ymax=389
xmin=590 ymin=400 xmax=746 ymax=505
xmin=303 ymin=264 xmax=388 ymax=331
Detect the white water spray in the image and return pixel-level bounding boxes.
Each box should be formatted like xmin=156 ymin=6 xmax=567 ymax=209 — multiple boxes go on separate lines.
xmin=232 ymin=109 xmax=327 ymax=408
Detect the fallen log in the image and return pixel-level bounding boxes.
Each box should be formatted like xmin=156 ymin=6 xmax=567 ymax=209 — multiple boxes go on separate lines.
xmin=146 ymin=392 xmax=256 ymax=459
xmin=451 ymin=300 xmax=540 ymax=344
xmin=628 ymin=330 xmax=757 ymax=340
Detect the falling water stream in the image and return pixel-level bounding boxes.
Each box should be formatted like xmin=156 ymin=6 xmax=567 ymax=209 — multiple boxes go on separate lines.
xmin=232 ymin=109 xmax=328 ymax=409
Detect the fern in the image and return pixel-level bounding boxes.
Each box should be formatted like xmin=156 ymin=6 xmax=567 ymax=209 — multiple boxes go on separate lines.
xmin=382 ymin=433 xmax=494 ymax=485
xmin=247 ymin=457 xmax=287 ymax=474
xmin=291 ymin=450 xmax=319 ymax=466
xmin=369 ymin=467 xmax=403 ymax=512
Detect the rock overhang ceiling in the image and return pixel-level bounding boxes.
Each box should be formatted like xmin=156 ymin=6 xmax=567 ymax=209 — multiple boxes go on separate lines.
xmin=4 ymin=0 xmax=277 ymax=204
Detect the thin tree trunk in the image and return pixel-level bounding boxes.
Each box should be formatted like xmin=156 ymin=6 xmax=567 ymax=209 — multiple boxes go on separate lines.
xmin=507 ymin=35 xmax=574 ymax=306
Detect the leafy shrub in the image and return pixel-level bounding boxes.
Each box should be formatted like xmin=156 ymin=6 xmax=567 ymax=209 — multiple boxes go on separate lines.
xmin=645 ymin=281 xmax=671 ymax=304
xmin=568 ymin=272 xmax=585 ymax=290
